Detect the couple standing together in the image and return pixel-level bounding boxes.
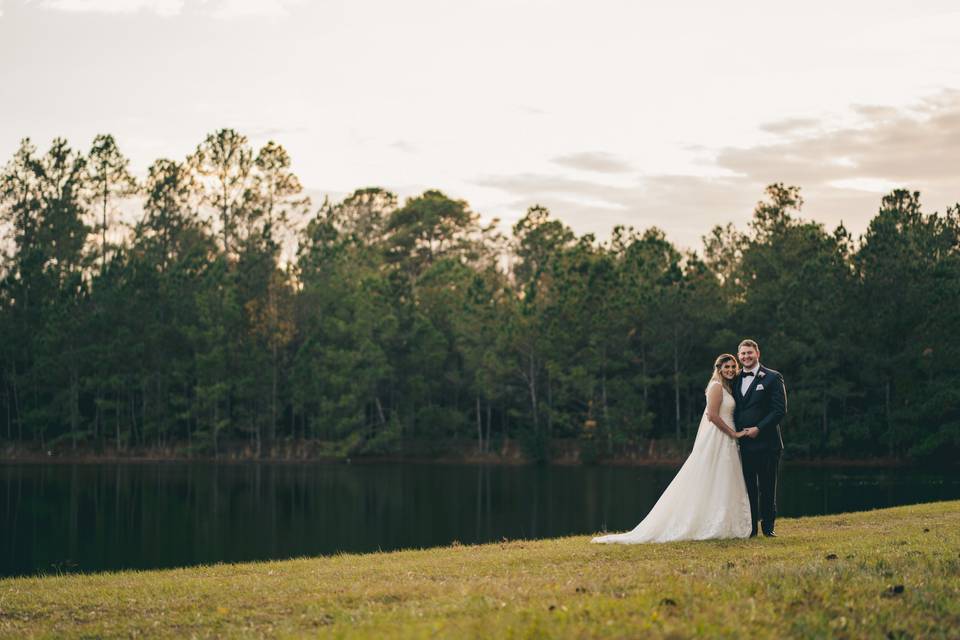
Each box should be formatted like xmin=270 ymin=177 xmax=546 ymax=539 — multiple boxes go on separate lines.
xmin=593 ymin=339 xmax=786 ymax=544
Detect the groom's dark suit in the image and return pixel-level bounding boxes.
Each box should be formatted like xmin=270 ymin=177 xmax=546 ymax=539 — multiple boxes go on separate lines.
xmin=734 ymin=364 xmax=786 ymax=536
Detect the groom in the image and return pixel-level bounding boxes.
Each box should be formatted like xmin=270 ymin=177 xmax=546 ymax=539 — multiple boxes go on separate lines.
xmin=734 ymin=339 xmax=787 ymax=537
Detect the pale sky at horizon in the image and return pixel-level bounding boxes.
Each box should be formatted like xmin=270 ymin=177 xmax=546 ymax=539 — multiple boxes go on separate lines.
xmin=2 ymin=0 xmax=959 ymax=250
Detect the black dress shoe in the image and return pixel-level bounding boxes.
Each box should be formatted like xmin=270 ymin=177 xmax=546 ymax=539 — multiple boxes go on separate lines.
xmin=762 ymin=529 xmax=777 ymax=538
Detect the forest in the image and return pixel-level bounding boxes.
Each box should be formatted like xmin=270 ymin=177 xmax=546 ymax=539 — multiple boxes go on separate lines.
xmin=1 ymin=130 xmax=958 ymax=463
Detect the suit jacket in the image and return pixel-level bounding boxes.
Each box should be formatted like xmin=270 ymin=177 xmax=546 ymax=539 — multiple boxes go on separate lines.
xmin=733 ymin=364 xmax=786 ymax=453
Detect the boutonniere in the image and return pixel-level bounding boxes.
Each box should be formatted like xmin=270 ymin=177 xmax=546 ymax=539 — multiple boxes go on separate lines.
xmin=758 ymin=371 xmax=766 ymax=378
xmin=756 ymin=384 xmax=765 ymax=391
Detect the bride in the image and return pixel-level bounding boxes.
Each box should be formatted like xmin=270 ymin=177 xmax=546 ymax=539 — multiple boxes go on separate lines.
xmin=592 ymin=354 xmax=752 ymax=544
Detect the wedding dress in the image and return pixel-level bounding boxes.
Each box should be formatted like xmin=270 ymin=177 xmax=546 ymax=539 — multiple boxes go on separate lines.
xmin=592 ymin=381 xmax=752 ymax=543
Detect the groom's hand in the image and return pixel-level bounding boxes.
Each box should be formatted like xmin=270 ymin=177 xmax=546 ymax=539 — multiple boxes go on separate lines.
xmin=745 ymin=427 xmax=760 ymax=438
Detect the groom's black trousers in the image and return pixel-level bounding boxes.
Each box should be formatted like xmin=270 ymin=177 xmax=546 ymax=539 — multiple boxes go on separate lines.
xmin=740 ymin=449 xmax=781 ymax=530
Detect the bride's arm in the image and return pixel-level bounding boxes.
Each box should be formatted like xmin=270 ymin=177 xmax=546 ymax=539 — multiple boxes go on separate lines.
xmin=706 ymin=383 xmax=739 ymax=439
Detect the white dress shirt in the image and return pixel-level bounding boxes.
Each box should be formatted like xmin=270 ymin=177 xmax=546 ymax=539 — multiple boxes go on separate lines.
xmin=740 ymin=364 xmax=760 ymax=396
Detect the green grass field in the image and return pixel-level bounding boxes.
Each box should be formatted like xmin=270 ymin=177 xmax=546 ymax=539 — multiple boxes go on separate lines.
xmin=2 ymin=500 xmax=958 ymax=638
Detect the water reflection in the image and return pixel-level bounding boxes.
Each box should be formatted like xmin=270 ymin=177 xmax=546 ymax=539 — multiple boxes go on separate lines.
xmin=2 ymin=462 xmax=958 ymax=577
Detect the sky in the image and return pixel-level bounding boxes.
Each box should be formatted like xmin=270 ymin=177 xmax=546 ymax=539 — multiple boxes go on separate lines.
xmin=1 ymin=0 xmax=959 ymax=250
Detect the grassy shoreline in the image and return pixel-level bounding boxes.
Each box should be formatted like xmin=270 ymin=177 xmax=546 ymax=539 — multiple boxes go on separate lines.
xmin=2 ymin=501 xmax=959 ymax=638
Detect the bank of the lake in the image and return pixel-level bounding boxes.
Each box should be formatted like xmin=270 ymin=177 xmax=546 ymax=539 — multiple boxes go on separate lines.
xmin=2 ymin=500 xmax=958 ymax=638
xmin=0 ymin=439 xmax=921 ymax=468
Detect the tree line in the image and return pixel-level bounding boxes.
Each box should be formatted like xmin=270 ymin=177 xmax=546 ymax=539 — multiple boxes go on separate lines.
xmin=1 ymin=130 xmax=958 ymax=462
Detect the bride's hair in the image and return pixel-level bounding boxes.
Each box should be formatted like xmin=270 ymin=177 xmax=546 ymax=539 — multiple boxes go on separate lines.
xmin=709 ymin=353 xmax=739 ymax=395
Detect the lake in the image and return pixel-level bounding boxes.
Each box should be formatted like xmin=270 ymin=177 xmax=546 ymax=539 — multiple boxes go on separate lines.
xmin=2 ymin=462 xmax=959 ymax=578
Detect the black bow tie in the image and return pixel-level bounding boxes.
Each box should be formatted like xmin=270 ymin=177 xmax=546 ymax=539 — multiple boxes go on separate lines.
xmin=743 ymin=372 xmax=755 ymax=378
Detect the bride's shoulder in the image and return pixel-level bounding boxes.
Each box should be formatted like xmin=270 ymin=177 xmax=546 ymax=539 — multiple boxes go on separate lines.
xmin=706 ymin=380 xmax=733 ymax=396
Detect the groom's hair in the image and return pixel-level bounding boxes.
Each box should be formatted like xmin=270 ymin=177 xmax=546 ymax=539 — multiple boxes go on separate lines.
xmin=738 ymin=339 xmax=759 ymax=352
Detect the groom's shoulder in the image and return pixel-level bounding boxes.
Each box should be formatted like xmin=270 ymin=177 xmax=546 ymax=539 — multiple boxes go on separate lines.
xmin=760 ymin=365 xmax=784 ymax=380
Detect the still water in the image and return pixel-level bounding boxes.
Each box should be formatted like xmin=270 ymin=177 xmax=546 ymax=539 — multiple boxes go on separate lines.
xmin=2 ymin=462 xmax=958 ymax=577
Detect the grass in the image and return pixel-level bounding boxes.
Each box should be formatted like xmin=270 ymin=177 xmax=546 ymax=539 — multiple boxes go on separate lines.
xmin=1 ymin=501 xmax=958 ymax=639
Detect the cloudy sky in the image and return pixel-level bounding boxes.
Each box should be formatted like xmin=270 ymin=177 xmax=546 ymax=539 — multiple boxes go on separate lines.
xmin=1 ymin=0 xmax=959 ymax=249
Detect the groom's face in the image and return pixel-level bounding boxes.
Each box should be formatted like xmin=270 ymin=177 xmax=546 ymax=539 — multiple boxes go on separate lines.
xmin=738 ymin=346 xmax=758 ymax=370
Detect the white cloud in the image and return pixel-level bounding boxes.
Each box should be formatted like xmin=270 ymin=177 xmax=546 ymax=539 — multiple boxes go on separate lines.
xmin=826 ymin=178 xmax=901 ymax=193
xmin=389 ymin=140 xmax=417 ymax=154
xmin=30 ymin=0 xmax=305 ymax=18
xmin=476 ymin=89 xmax=960 ymax=249
xmin=208 ymin=0 xmax=304 ymax=20
xmin=38 ymin=0 xmax=185 ymax=16
xmin=552 ymin=152 xmax=632 ymax=175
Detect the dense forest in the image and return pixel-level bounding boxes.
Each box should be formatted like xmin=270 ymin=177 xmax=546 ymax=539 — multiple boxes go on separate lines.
xmin=1 ymin=130 xmax=958 ymax=463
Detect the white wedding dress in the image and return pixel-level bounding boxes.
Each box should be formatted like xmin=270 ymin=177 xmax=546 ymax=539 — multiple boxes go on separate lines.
xmin=592 ymin=381 xmax=752 ymax=543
